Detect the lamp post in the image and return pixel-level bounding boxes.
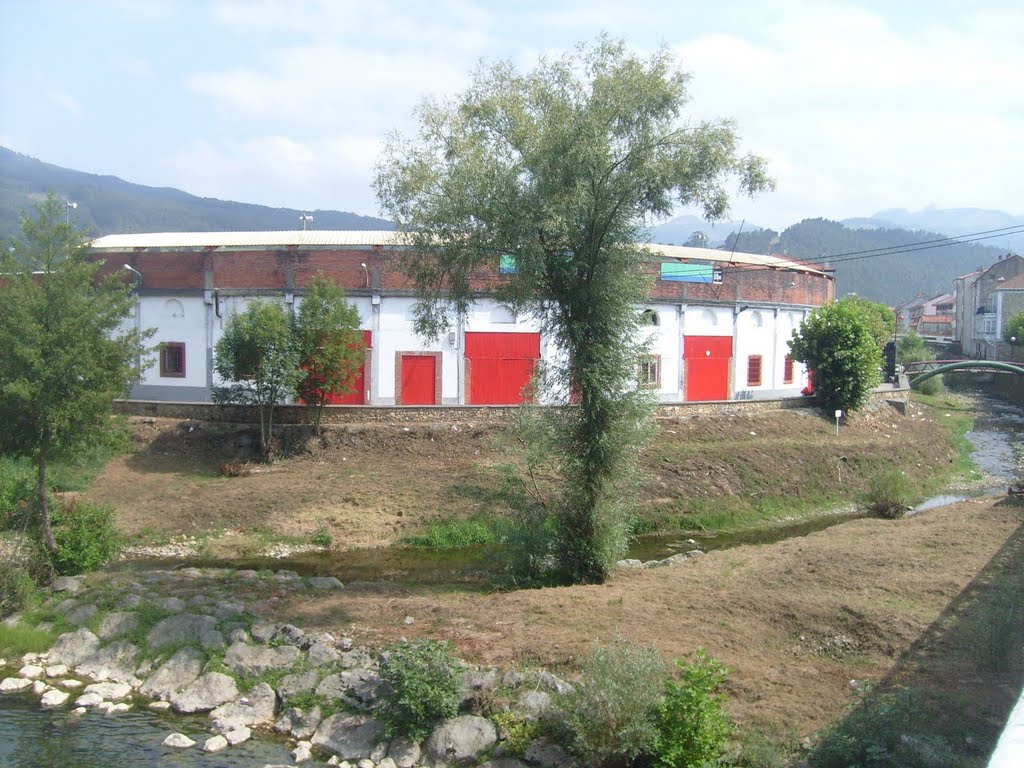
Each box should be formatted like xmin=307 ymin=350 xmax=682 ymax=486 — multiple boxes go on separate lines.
xmin=122 ymin=265 xmax=143 ymax=380
xmin=65 ymin=201 xmax=77 ymax=224
xmin=1012 ymin=337 xmax=1018 ymax=363
xmin=299 ymin=214 xmax=313 ymax=231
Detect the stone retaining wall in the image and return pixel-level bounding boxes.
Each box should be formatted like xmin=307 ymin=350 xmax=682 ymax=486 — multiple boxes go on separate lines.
xmin=114 ymin=386 xmax=909 ymax=426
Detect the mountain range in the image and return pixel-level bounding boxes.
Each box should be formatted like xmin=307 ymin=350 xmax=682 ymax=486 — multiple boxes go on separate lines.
xmin=2 ymin=146 xmax=1020 ymax=306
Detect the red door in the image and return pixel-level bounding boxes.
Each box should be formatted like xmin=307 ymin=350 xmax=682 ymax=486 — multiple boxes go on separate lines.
xmin=684 ymin=336 xmax=732 ymax=401
xmin=400 ymin=354 xmax=437 ymax=405
xmin=465 ymin=332 xmax=541 ymax=405
xmin=324 ymin=330 xmax=372 ymax=405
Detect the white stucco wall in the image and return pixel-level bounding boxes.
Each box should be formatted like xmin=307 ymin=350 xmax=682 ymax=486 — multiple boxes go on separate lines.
xmin=137 ymin=296 xmax=208 ymax=390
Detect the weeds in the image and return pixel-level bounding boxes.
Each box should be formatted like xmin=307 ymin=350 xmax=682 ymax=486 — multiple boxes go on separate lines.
xmin=377 ymin=638 xmax=461 ymax=739
xmin=865 ymin=467 xmax=911 ymax=519
xmin=0 ymin=622 xmax=57 ymax=657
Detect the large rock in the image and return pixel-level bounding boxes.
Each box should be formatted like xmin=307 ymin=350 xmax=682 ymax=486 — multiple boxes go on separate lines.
xmin=275 ymin=705 xmax=322 ymax=740
xmin=65 ymin=604 xmax=98 ymax=625
xmin=0 ymin=677 xmax=34 ymax=693
xmin=306 ymin=642 xmax=339 ymax=667
xmin=223 ymin=641 xmax=300 ymax=676
xmin=315 ymin=670 xmax=383 ymax=709
xmin=516 ymin=690 xmax=552 ymax=719
xmin=311 ymin=713 xmax=384 ymax=760
xmin=139 ymin=647 xmax=204 ymax=701
xmin=209 ymin=682 xmax=277 ymax=733
xmin=387 ymin=737 xmax=422 ymax=768
xmin=276 ymin=669 xmax=321 ymax=699
xmin=170 ymin=671 xmax=238 ymax=713
xmin=147 ymin=613 xmax=217 ymax=650
xmin=162 ymin=732 xmax=196 ymax=748
xmin=425 ymin=715 xmax=498 ymax=766
xmin=40 ymin=688 xmax=70 ymax=708
xmin=48 ymin=628 xmax=100 ymax=667
xmin=97 ymin=611 xmax=138 ymax=640
xmin=51 ymin=576 xmax=82 ymax=593
xmin=83 ymin=681 xmax=133 ymax=701
xmin=76 ymin=640 xmax=139 ymax=683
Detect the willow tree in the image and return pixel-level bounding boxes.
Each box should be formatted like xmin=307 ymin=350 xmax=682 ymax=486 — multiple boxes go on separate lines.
xmin=375 ymin=37 xmax=771 ymax=584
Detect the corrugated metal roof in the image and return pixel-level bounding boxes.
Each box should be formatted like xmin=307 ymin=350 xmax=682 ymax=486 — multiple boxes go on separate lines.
xmin=89 ymin=230 xmax=828 ymax=276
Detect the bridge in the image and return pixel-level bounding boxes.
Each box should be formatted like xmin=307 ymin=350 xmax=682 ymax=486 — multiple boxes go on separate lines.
xmin=903 ymin=359 xmax=1024 ymax=383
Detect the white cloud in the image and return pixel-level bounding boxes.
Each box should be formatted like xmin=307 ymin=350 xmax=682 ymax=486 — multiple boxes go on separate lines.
xmin=47 ymin=89 xmax=83 ymax=120
xmin=108 ymin=55 xmax=153 ymax=78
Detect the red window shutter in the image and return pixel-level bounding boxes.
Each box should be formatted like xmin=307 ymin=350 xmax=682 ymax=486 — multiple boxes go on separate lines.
xmin=747 ymin=355 xmax=762 ymax=387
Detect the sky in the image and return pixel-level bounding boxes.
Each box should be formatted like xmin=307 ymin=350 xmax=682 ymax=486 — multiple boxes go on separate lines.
xmin=1 ymin=0 xmax=1022 ymax=231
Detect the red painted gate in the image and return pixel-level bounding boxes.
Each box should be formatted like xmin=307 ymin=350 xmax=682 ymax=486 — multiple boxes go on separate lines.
xmin=400 ymin=354 xmax=438 ymax=405
xmin=324 ymin=330 xmax=372 ymax=405
xmin=465 ymin=332 xmax=541 ymax=405
xmin=684 ymin=336 xmax=732 ymax=401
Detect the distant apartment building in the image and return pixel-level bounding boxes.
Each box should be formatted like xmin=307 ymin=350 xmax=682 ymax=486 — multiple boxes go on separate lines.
xmin=953 ymin=254 xmax=1024 ymax=358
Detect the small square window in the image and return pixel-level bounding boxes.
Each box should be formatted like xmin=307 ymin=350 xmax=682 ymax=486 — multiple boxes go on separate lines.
xmin=160 ymin=342 xmax=186 ymax=378
xmin=746 ymin=355 xmax=762 ymax=387
xmin=637 ymin=355 xmax=661 ymax=388
xmin=783 ymin=355 xmax=794 ymax=385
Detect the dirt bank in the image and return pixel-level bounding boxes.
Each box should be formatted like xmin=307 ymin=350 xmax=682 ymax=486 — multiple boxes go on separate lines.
xmin=86 ymin=398 xmax=962 ymax=551
xmin=275 ymin=495 xmax=1024 ymax=752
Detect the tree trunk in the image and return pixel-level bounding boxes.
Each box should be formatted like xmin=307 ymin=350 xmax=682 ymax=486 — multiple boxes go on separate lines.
xmin=37 ymin=447 xmax=57 ymax=553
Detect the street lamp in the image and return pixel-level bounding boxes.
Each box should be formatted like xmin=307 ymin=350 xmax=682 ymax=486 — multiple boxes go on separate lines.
xmin=1012 ymin=337 xmax=1018 ymax=362
xmin=65 ymin=201 xmax=77 ymax=224
xmin=299 ymin=214 xmax=313 ymax=231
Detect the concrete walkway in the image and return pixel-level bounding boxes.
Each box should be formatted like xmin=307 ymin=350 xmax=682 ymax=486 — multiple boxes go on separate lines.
xmin=988 ymin=685 xmax=1024 ymax=767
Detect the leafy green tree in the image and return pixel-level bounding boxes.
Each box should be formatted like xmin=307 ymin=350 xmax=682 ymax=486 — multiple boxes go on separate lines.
xmin=375 ymin=36 xmax=771 ymax=584
xmin=1003 ymin=310 xmax=1024 ymax=354
xmin=788 ymin=299 xmax=883 ymax=414
xmin=839 ymin=294 xmax=895 ymax=350
xmin=896 ymin=329 xmax=931 ymax=365
xmin=213 ymin=300 xmax=299 ymax=462
xmin=684 ymin=231 xmax=709 ymax=248
xmin=0 ymin=195 xmax=143 ymax=552
xmin=293 ymin=275 xmax=365 ymax=436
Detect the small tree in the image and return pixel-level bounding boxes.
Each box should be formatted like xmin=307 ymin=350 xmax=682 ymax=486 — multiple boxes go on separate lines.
xmin=293 ymin=274 xmax=365 ymax=436
xmin=0 ymin=195 xmax=143 ymax=552
xmin=788 ymin=298 xmax=882 ymax=414
xmin=375 ymin=36 xmax=771 ymax=584
xmin=1004 ymin=310 xmax=1024 ymax=357
xmin=213 ymin=300 xmax=299 ymax=462
xmin=840 ymin=294 xmax=896 ymax=350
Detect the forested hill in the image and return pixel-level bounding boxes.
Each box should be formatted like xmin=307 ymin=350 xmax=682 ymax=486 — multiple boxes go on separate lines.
xmin=720 ymin=218 xmax=1015 ymax=305
xmin=0 ymin=147 xmax=392 ymax=239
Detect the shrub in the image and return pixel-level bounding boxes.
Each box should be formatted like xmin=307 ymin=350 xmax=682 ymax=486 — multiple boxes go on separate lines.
xmin=493 ymin=710 xmax=541 ymax=758
xmin=0 ymin=562 xmax=41 ymax=618
xmin=489 ymin=511 xmax=563 ymax=589
xmin=0 ymin=460 xmax=37 ymax=527
xmin=653 ymin=650 xmax=733 ymax=768
xmin=50 ymin=498 xmax=122 ymax=574
xmin=377 ymin=638 xmax=462 ymax=739
xmin=219 ymin=461 xmax=251 ymax=477
xmin=560 ymin=636 xmax=667 ymax=767
xmin=809 ymin=688 xmax=951 ymax=768
xmin=866 ymin=467 xmax=911 ymax=519
xmin=404 ymin=515 xmax=495 ymax=550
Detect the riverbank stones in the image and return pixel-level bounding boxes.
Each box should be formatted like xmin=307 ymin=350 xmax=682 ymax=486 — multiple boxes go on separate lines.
xmin=139 ymin=646 xmax=203 ymax=700
xmin=170 ymin=671 xmax=238 ymax=713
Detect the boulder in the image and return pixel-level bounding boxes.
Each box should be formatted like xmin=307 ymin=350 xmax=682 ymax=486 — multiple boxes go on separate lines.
xmin=52 ymin=576 xmax=82 ymax=593
xmin=516 ymin=690 xmax=552 ymax=719
xmin=339 ymin=648 xmax=373 ymax=669
xmin=45 ymin=664 xmax=69 ymax=678
xmin=48 ymin=628 xmax=100 ymax=667
xmin=276 ymin=669 xmax=321 ymax=699
xmin=83 ymin=681 xmax=132 ymax=701
xmin=536 ymin=671 xmax=573 ymax=695
xmin=275 ymin=706 xmax=323 ymax=740
xmin=311 ymin=713 xmax=385 ymax=760
xmin=139 ymin=646 xmax=204 ymax=700
xmin=250 ymin=622 xmax=278 ymax=643
xmin=170 ymin=671 xmax=238 ymax=713
xmin=425 ymin=715 xmax=498 ymax=766
xmin=202 ymin=735 xmax=228 ymax=753
xmin=97 ymin=611 xmax=138 ymax=640
xmin=524 ymin=739 xmax=579 ymax=768
xmin=76 ymin=640 xmax=139 ymax=683
xmin=308 ymin=576 xmax=344 ymax=590
xmin=74 ymin=692 xmax=104 ymax=707
xmin=40 ymin=688 xmax=70 ymax=708
xmin=292 ymin=741 xmax=314 ymax=763
xmin=225 ymin=725 xmax=251 ymax=745
xmin=155 ymin=596 xmax=186 ymax=613
xmin=147 ymin=614 xmax=217 ymax=650
xmin=209 ymin=682 xmax=277 ymax=733
xmin=307 ymin=642 xmax=339 ymax=667
xmin=223 ymin=641 xmax=301 ymax=676
xmin=18 ymin=664 xmax=44 ymax=679
xmin=315 ymin=669 xmax=383 ymax=709
xmin=0 ymin=677 xmax=34 ymax=693
xmin=65 ymin=604 xmax=98 ymax=625
xmin=387 ymin=737 xmax=422 ymax=768
xmin=162 ymin=732 xmax=196 ymax=748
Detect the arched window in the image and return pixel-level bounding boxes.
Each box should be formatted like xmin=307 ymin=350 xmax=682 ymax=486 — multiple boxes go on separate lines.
xmin=700 ymin=309 xmax=718 ymax=326
xmin=750 ymin=310 xmax=764 ymax=327
xmin=163 ymin=299 xmax=184 ymax=319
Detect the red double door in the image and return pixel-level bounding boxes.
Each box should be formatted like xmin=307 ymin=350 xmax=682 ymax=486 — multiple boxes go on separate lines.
xmin=684 ymin=336 xmax=732 ymax=401
xmin=465 ymin=332 xmax=541 ymax=405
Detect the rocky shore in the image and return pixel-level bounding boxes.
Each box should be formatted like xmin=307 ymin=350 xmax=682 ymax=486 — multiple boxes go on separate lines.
xmin=1 ymin=568 xmax=578 ymax=768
